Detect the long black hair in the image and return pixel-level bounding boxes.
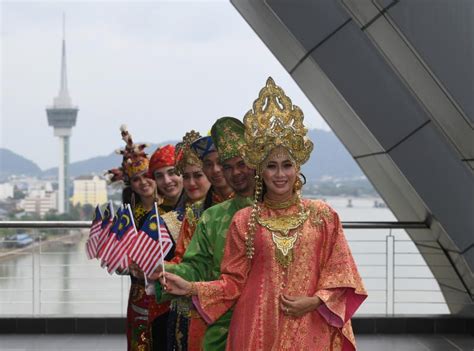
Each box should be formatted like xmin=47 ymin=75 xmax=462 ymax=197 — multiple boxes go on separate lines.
xmin=122 ymin=186 xmax=141 ymax=206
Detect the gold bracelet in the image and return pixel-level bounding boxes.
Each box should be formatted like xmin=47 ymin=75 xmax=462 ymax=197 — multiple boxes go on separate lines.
xmin=186 ymin=282 xmax=197 ymax=297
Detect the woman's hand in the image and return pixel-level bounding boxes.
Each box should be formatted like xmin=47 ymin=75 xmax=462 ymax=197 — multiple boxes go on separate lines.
xmin=280 ymin=294 xmax=322 ymax=317
xmin=158 ymin=272 xmax=193 ymax=296
xmin=148 ymin=264 xmax=163 ymax=281
xmin=129 ymin=262 xmax=144 ymax=280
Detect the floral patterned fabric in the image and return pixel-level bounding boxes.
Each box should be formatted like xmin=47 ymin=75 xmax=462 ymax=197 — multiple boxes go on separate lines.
xmin=165 ymin=193 xmax=239 ymax=351
xmin=193 ymin=199 xmax=367 ymax=351
xmin=157 ymin=195 xmax=253 ymax=351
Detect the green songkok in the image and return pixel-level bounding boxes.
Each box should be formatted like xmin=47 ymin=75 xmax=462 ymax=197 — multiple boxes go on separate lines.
xmin=210 ymin=117 xmax=245 ymax=163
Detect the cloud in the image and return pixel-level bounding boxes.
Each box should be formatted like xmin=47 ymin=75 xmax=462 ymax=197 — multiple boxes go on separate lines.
xmin=1 ymin=1 xmax=328 ymax=170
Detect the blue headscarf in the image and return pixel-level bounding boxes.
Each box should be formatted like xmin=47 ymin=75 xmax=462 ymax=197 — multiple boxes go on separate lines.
xmin=190 ymin=136 xmax=216 ymax=160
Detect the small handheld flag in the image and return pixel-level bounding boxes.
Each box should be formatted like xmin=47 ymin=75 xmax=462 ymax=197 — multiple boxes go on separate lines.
xmin=128 ymin=203 xmax=173 ymax=277
xmin=96 ymin=201 xmax=114 ymax=256
xmin=85 ymin=205 xmax=103 ymax=259
xmin=155 ymin=202 xmax=167 ymax=284
xmin=98 ymin=206 xmax=123 ymax=267
xmin=106 ymin=204 xmax=138 ymax=274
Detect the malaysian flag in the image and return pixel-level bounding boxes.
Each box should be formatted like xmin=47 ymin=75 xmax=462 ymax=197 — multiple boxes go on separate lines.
xmin=85 ymin=205 xmax=103 ymax=259
xmin=95 ymin=201 xmax=115 ymax=256
xmin=106 ymin=204 xmax=138 ymax=274
xmin=128 ymin=203 xmax=174 ymax=277
xmin=98 ymin=206 xmax=123 ymax=268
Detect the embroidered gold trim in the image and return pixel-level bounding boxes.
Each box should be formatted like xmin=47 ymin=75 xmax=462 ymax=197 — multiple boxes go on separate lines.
xmin=256 ymin=207 xmax=309 ymax=236
xmin=309 ymin=202 xmax=332 ymax=227
xmin=256 ymin=202 xmax=309 ymax=267
xmin=271 ymin=232 xmax=298 ymax=256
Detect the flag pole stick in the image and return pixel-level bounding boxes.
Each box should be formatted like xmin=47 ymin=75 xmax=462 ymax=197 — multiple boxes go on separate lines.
xmin=127 ymin=203 xmax=138 ymax=274
xmin=154 ymin=202 xmax=166 ymax=285
xmin=127 ymin=203 xmax=137 ymax=234
xmin=109 ymin=200 xmax=114 ymax=216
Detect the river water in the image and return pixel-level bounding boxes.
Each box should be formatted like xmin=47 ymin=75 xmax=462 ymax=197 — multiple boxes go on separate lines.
xmin=0 ymin=197 xmax=448 ymax=317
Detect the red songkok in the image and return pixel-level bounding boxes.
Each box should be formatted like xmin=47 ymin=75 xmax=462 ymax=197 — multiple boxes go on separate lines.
xmin=148 ymin=144 xmax=176 ymax=177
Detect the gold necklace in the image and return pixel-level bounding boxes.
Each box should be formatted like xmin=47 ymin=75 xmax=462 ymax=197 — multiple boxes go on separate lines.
xmin=256 ymin=200 xmax=309 ymax=267
xmin=263 ymin=193 xmax=298 ymax=209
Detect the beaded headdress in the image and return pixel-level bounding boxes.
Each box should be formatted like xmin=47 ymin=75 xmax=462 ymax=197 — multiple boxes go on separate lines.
xmin=106 ymin=125 xmax=149 ymax=184
xmin=210 ymin=117 xmax=246 ymax=163
xmin=240 ymin=77 xmax=313 ymax=171
xmin=175 ymin=130 xmax=202 ymax=175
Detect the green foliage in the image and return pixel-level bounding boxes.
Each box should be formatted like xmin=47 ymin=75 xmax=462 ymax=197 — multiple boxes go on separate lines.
xmin=13 ymin=187 xmax=26 ymax=200
xmin=0 ymin=228 xmax=15 ymax=238
xmin=41 ymin=202 xmax=97 ymax=221
xmin=81 ymin=204 xmax=94 ymax=220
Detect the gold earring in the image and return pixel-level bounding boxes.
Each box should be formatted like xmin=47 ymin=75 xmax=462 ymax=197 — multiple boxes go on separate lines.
xmin=293 ymin=176 xmax=303 ymax=192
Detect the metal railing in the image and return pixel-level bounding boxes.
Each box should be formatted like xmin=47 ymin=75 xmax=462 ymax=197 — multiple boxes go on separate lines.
xmin=0 ymin=221 xmax=429 ymax=229
xmin=1 ymin=220 xmax=452 ymax=317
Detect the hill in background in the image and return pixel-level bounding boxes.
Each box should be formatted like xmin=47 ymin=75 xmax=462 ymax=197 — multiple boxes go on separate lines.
xmin=302 ymin=129 xmax=363 ymax=181
xmin=2 ymin=129 xmax=365 ymax=181
xmin=0 ymin=148 xmax=42 ymax=180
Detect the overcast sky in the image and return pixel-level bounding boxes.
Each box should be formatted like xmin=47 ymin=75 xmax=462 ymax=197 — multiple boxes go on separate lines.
xmin=1 ymin=0 xmax=329 ymax=169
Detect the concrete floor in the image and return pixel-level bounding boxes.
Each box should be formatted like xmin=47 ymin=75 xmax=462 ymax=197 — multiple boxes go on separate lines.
xmin=0 ymin=334 xmax=472 ymax=350
xmin=0 ymin=335 xmax=125 ymax=351
xmin=357 ymin=334 xmax=474 ymax=350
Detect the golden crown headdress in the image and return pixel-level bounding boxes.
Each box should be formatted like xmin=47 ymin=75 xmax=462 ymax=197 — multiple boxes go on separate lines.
xmin=240 ymin=77 xmax=313 ymax=170
xmin=175 ymin=130 xmax=202 ymax=175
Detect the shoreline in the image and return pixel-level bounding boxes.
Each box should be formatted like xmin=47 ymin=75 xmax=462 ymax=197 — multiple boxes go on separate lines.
xmin=0 ymin=231 xmax=83 ymax=262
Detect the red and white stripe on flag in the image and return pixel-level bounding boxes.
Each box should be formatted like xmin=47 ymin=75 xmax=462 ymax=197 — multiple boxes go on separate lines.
xmin=86 ymin=205 xmax=105 ymax=260
xmin=96 ymin=222 xmax=112 ymax=256
xmin=99 ymin=231 xmax=118 ymax=268
xmin=97 ymin=210 xmax=122 ymax=267
xmin=128 ymin=223 xmax=173 ymax=277
xmin=85 ymin=220 xmax=102 ymax=259
xmin=106 ymin=226 xmax=138 ymax=274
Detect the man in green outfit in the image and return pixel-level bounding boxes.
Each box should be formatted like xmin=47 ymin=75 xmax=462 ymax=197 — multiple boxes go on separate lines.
xmin=152 ymin=116 xmax=255 ymax=350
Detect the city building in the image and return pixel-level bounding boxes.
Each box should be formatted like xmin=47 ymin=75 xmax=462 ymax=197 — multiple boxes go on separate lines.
xmin=0 ymin=183 xmax=14 ymax=200
xmin=20 ymin=188 xmax=58 ymax=217
xmin=71 ymin=175 xmax=108 ymax=207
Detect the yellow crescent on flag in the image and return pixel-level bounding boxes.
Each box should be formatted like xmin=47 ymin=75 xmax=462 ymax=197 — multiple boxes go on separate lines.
xmin=122 ymin=213 xmax=130 ymax=227
xmin=149 ymin=214 xmax=158 ymax=231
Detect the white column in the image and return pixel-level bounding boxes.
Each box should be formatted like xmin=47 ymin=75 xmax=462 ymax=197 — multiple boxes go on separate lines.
xmin=58 ymin=137 xmax=65 ymax=213
xmin=63 ymin=135 xmax=70 ymax=213
xmin=386 ymin=231 xmax=395 ymax=315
